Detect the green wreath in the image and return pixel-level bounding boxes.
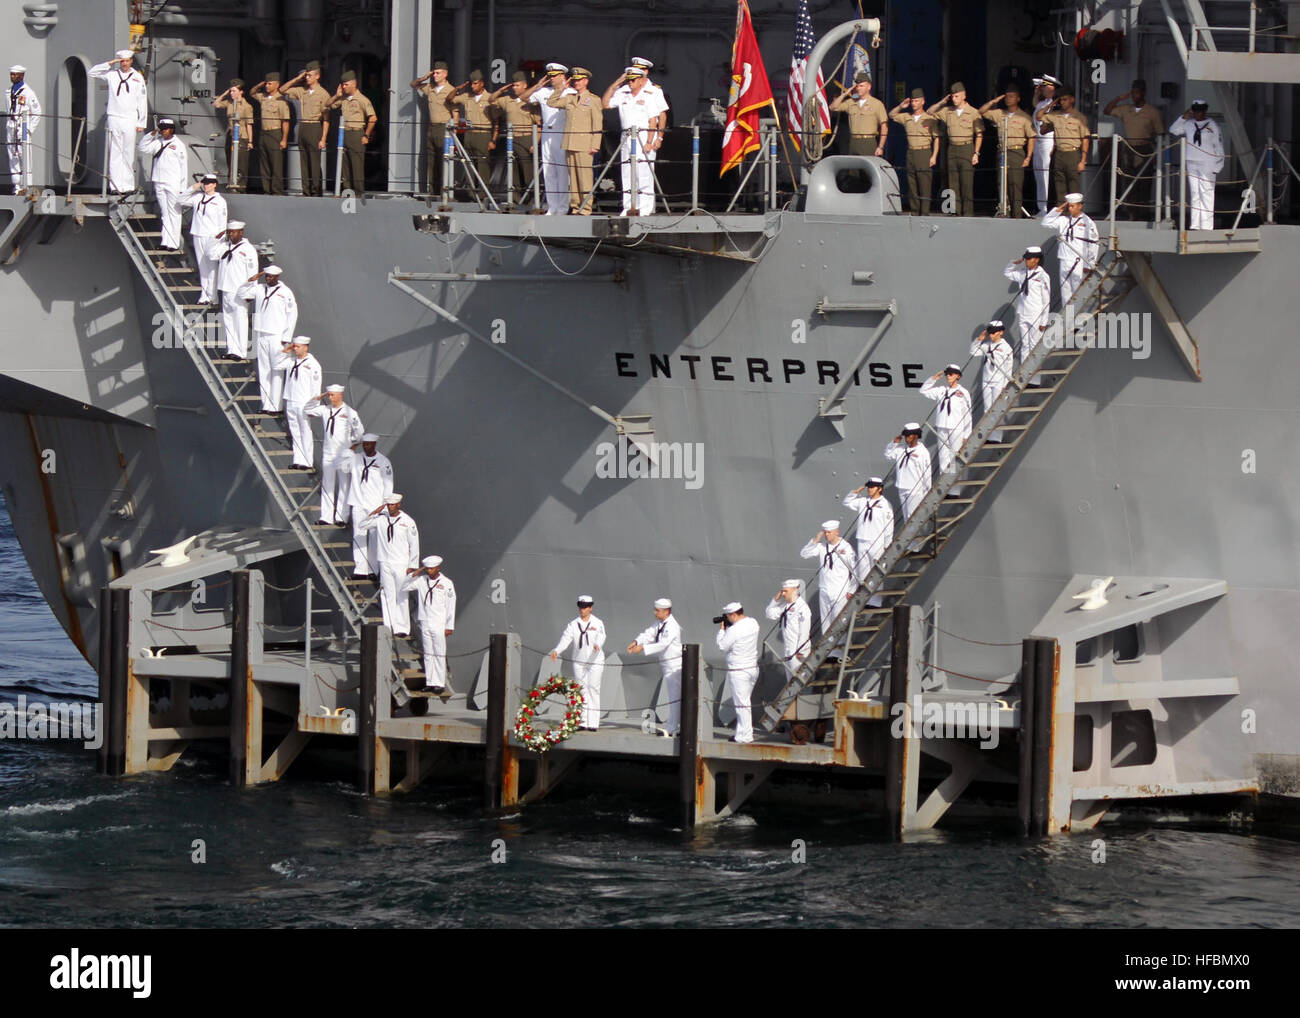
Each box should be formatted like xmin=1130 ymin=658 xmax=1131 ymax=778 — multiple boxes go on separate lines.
xmin=513 ymin=676 xmax=584 ymax=752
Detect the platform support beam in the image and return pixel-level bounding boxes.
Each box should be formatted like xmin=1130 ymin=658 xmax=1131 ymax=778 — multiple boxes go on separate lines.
xmin=679 ymin=644 xmax=701 ymax=830
xmin=884 ymin=604 xmax=922 ymax=837
xmin=105 ymin=587 xmax=130 ymax=777
xmin=1018 ymin=638 xmax=1037 ymax=836
xmin=485 ymin=633 xmax=522 ymax=809
xmin=228 ymin=570 xmax=252 ymax=786
xmin=1026 ymin=636 xmax=1060 ymax=835
xmin=359 ymin=621 xmax=380 ymax=794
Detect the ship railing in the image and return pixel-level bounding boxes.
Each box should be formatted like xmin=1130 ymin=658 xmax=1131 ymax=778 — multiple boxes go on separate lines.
xmin=757 ymin=234 xmax=1083 ymax=675
xmin=0 ymin=111 xmax=91 ymax=199
xmin=1187 ymin=0 xmax=1296 ymax=55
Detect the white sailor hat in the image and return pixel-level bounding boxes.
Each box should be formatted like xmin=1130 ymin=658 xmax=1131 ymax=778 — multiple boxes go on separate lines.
xmin=545 ymin=62 xmax=568 ymax=74
xmin=422 ymin=555 xmax=443 ymax=568
xmin=157 ymin=117 xmax=176 ymax=128
xmin=654 ymin=597 xmax=672 ymax=609
xmin=1191 ymin=98 xmax=1209 ymax=108
xmin=360 ymin=433 xmax=379 ymax=443
xmin=988 ymin=319 xmax=1004 ymax=330
xmin=1064 ymin=192 xmax=1084 ymax=203
xmin=624 ymin=66 xmax=644 ymax=78
xmin=903 ymin=421 xmax=922 ymax=432
xmin=325 ymin=383 xmax=345 ymax=393
xmin=781 ymin=579 xmax=801 ymax=589
xmin=293 ymin=335 xmax=311 ymax=344
xmin=201 ymin=172 xmax=219 ymax=183
xmin=388 ymin=492 xmax=404 ymax=503
xmin=944 ymin=363 xmax=962 ymax=375
xmin=576 ymin=594 xmax=594 ymax=605
xmin=263 ymin=264 xmax=283 ymax=275
xmin=9 ymin=65 xmax=26 ymax=74
xmin=631 ymin=57 xmax=653 ymax=70
xmin=866 ymin=476 xmax=885 ymax=487
xmin=116 ymin=49 xmax=135 ymax=60
xmin=722 ymin=601 xmax=743 ymax=614
xmin=1024 ymin=245 xmax=1043 ymax=256
xmin=227 ymin=219 xmax=246 ymax=230
xmin=821 ymin=519 xmax=841 ymax=531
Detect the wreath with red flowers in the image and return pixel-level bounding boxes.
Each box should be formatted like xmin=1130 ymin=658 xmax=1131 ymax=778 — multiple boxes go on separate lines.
xmin=513 ymin=676 xmax=584 ymax=752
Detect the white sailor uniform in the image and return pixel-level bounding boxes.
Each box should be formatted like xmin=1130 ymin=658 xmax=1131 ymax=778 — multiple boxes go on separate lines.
xmin=1004 ymin=260 xmax=1053 ymax=359
xmin=885 ymin=439 xmax=932 ymax=522
xmin=842 ymin=491 xmax=895 ymax=584
xmin=137 ymin=131 xmax=189 ymax=249
xmin=1043 ymin=208 xmax=1099 ymax=305
xmin=178 ymin=190 xmax=228 ymax=302
xmin=305 ymin=401 xmax=362 ymax=523
xmin=919 ymin=377 xmax=973 ymax=475
xmin=89 ymin=61 xmax=148 ymax=193
xmin=552 ymin=614 xmax=607 ymax=728
xmin=716 ymin=615 xmax=760 ymax=744
xmin=237 ymin=277 xmax=299 ymax=410
xmin=634 ymin=613 xmax=683 ymax=734
xmin=529 ymin=83 xmax=575 ymax=215
xmin=765 ymin=595 xmax=812 ymax=676
xmin=361 ymin=509 xmax=420 ymax=636
xmin=800 ymin=535 xmax=857 ymax=635
xmin=1169 ymin=115 xmax=1224 ymax=231
xmin=1032 ymin=96 xmax=1055 ymax=214
xmin=969 ymin=335 xmax=1014 ymax=421
xmin=608 ymin=84 xmax=668 ymax=216
xmin=346 ymin=450 xmax=394 ymax=575
xmin=209 ymin=235 xmax=259 ymax=358
xmin=278 ymin=351 xmax=322 ymax=467
xmin=400 ymin=571 xmax=456 ymax=689
xmin=5 ymin=78 xmax=41 ymax=192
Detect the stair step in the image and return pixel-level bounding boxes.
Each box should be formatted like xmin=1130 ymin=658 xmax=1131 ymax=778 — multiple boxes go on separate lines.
xmin=153 ymin=266 xmax=193 ymax=274
xmin=263 ymin=448 xmax=294 ymax=456
xmin=133 ymin=231 xmax=163 ymax=237
xmin=285 ymin=486 xmax=316 ymax=494
xmin=223 ymin=375 xmax=257 ymax=382
xmin=1034 ymin=368 xmax=1071 ymax=376
xmin=321 ymin=543 xmax=352 ymax=549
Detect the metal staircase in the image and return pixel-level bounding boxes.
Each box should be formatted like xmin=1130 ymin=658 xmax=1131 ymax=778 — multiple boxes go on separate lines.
xmin=761 ymin=246 xmax=1136 ymax=731
xmin=106 ymin=200 xmax=416 ymax=700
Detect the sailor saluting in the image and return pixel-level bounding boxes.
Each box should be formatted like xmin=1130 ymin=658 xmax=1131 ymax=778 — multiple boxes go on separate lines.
xmin=800 ymin=519 xmax=857 ymax=645
xmin=360 ymin=494 xmax=420 ymax=638
xmin=765 ymin=580 xmax=812 ymax=677
xmin=1042 ymin=192 xmax=1099 ymax=305
xmin=89 ymin=49 xmax=148 ymax=194
xmin=919 ymin=364 xmax=973 ymax=476
xmin=551 ymin=595 xmax=606 ymax=730
xmin=179 ymin=174 xmax=228 ymax=303
xmin=400 ymin=555 xmax=456 ymax=694
xmin=884 ymin=424 xmax=932 ymax=523
xmin=346 ymin=434 xmax=394 ymax=578
xmin=1004 ymin=245 xmax=1052 ymax=359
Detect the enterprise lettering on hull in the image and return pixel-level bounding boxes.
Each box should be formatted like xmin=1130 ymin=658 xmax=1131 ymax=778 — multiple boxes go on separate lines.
xmin=614 ymin=352 xmax=928 ymax=388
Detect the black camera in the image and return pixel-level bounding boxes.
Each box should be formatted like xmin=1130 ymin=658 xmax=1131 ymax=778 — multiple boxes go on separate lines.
xmin=712 ymin=615 xmax=729 ymax=626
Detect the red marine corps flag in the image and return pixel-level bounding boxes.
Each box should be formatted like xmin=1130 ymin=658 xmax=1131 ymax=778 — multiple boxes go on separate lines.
xmin=720 ymin=0 xmax=774 ymax=175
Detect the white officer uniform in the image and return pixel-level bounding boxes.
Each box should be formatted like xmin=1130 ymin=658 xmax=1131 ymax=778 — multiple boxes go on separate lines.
xmin=361 ymin=501 xmax=420 ymax=636
xmin=885 ymin=430 xmax=933 ymax=521
xmin=551 ymin=600 xmax=606 ymax=728
xmin=715 ymin=604 xmax=760 ymax=744
xmin=800 ymin=521 xmax=857 ymax=636
xmin=400 ymin=558 xmax=456 ymax=690
xmin=208 ymin=223 xmax=259 ymax=358
xmin=529 ymin=65 xmax=575 ymax=215
xmin=6 ymin=67 xmax=41 ymax=193
xmin=633 ymin=600 xmax=683 ymax=735
xmin=89 ymin=52 xmax=148 ymax=193
xmin=1031 ymin=77 xmax=1059 ymax=214
xmin=765 ymin=584 xmax=812 ymax=677
xmin=1170 ymin=108 xmax=1224 ymax=231
xmin=919 ymin=370 xmax=973 ymax=475
xmin=237 ymin=269 xmax=299 ymax=410
xmin=608 ymin=71 xmax=668 ymax=216
xmin=1043 ymin=197 xmax=1099 ymax=305
xmin=277 ymin=339 xmax=322 ymax=467
xmin=179 ymin=180 xmax=228 ymax=302
xmin=969 ymin=324 xmax=1014 ymax=418
xmin=137 ymin=124 xmax=188 ymax=249
xmin=306 ymin=389 xmax=363 ymax=524
xmin=842 ymin=484 xmax=895 ymax=583
xmin=1004 ymin=252 xmax=1052 ymax=358
xmin=347 ymin=439 xmax=394 ymax=576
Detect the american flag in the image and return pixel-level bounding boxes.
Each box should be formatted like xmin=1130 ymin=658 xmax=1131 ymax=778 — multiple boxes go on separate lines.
xmin=787 ymin=0 xmax=830 ymax=151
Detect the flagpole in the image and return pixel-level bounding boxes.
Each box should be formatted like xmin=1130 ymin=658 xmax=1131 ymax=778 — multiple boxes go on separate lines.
xmin=768 ymin=98 xmax=799 ymax=188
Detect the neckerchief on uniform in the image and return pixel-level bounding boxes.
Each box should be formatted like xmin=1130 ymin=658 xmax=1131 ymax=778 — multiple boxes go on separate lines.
xmin=261 ymin=283 xmax=280 ymax=309
xmin=326 ymin=405 xmax=345 ymax=436
xmin=115 ymin=70 xmax=133 ymax=96
xmin=386 ymin=512 xmax=399 ymax=542
xmin=360 ymin=457 xmax=378 ymax=483
xmin=577 ymin=621 xmax=593 ymax=648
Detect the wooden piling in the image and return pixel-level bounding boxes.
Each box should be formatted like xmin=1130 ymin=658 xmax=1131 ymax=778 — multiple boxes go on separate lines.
xmin=884 ymin=603 xmax=912 ymax=838
xmin=228 ymin=570 xmax=251 ymax=786
xmin=484 ymin=633 xmax=508 ymax=809
xmin=678 ymin=644 xmax=701 ymax=831
xmin=106 ymin=587 xmax=129 ymax=777
xmin=1017 ymin=638 xmax=1037 ymax=836
xmin=96 ymin=587 xmax=113 ymax=776
xmin=358 ymin=621 xmax=380 ymax=795
xmin=1028 ymin=637 xmax=1056 ymax=836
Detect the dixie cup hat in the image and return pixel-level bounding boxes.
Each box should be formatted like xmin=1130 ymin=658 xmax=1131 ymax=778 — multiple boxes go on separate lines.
xmin=388 ymin=493 xmax=404 ymax=503
xmin=116 ymin=49 xmax=134 ymax=60
xmin=944 ymin=363 xmax=962 ymax=375
xmin=577 ymin=594 xmax=594 ymax=606
xmin=782 ymin=579 xmax=801 ymax=590
xmin=988 ymin=319 xmax=1004 ymax=330
xmin=1065 ymin=192 xmax=1084 ymax=203
xmin=902 ymin=422 xmax=923 ymax=436
xmin=1024 ymin=245 xmax=1043 ymax=257
xmin=867 ymin=476 xmax=884 ymax=487
xmin=9 ymin=65 xmax=26 ymax=74
xmin=325 ymin=384 xmax=345 ymax=393
xmin=361 ymin=432 xmax=379 ymax=442
xmin=226 ymin=220 xmax=246 ymax=230
xmin=721 ymin=601 xmax=743 ymax=614
xmin=653 ymin=598 xmax=672 ymax=609
xmin=200 ymin=172 xmax=218 ymax=183
xmin=263 ymin=264 xmax=283 ymax=275
xmin=422 ymin=555 xmax=443 ymax=568
xmin=821 ymin=519 xmax=841 ymax=531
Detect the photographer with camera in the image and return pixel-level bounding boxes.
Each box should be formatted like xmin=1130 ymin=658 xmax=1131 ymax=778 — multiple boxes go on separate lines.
xmin=715 ymin=602 xmax=760 ymax=744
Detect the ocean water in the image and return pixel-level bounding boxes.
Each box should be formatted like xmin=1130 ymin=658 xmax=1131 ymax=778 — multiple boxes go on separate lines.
xmin=1 ymin=500 xmax=1298 ymax=929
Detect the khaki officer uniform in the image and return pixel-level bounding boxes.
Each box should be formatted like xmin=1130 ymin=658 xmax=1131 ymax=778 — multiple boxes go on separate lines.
xmin=1039 ymin=105 xmax=1090 ymax=201
xmin=981 ymin=104 xmax=1035 ymax=217
xmin=452 ymin=72 xmax=497 ymax=193
xmin=285 ymin=62 xmax=330 ymax=196
xmin=930 ymin=86 xmax=983 ymax=216
xmin=830 ymin=77 xmax=888 ymax=157
xmin=548 ymin=69 xmax=603 ymax=215
xmin=494 ymin=73 xmax=541 ymax=202
xmin=329 ymin=71 xmax=377 ymax=196
xmin=415 ymin=63 xmax=454 ymax=193
xmin=253 ymin=74 xmax=291 ymax=195
xmin=214 ymin=83 xmax=254 ymax=190
xmin=1108 ymin=100 xmax=1164 ymax=220
xmin=891 ymin=92 xmax=937 ymax=214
